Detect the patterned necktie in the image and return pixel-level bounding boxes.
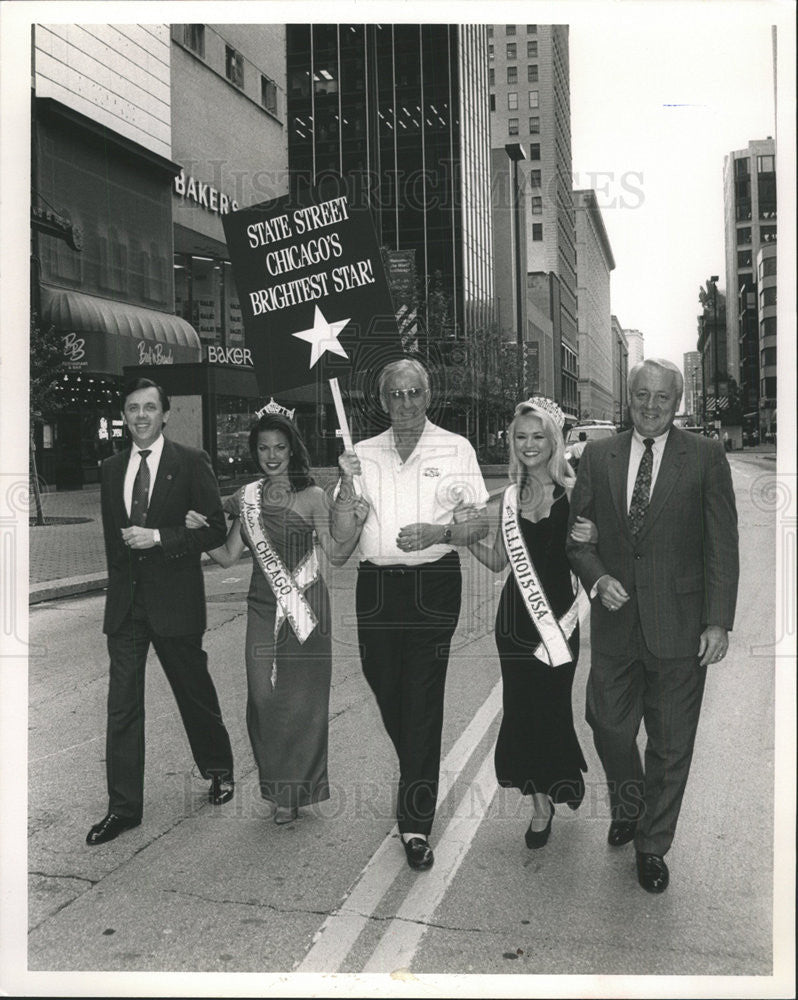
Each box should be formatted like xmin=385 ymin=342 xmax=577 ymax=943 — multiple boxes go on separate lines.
xmin=628 ymin=438 xmax=654 ymax=536
xmin=130 ymin=449 xmax=152 ymax=526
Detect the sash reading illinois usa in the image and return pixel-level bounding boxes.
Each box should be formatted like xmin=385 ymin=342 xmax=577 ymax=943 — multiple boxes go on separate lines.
xmin=222 ymin=193 xmax=403 ymax=396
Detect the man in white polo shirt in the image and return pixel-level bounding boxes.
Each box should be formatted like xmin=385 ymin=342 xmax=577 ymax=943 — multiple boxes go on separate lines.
xmin=332 ymin=359 xmax=489 ymax=871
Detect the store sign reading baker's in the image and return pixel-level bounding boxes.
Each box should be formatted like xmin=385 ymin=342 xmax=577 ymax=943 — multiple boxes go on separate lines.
xmin=174 ymin=170 xmax=239 ymax=216
xmin=222 ymin=192 xmax=402 ymax=395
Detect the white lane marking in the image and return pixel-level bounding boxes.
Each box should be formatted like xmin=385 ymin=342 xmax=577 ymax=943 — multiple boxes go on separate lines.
xmin=296 ymin=681 xmax=503 ymax=972
xmin=362 ymin=743 xmax=498 ymax=972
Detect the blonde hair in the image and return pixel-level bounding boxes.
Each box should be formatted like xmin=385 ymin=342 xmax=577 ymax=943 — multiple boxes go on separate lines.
xmin=508 ymin=401 xmax=575 ymax=491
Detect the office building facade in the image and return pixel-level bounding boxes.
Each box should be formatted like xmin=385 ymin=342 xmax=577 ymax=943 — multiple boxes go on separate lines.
xmin=31 ymin=22 xmax=290 ymax=487
xmin=612 ymin=316 xmax=628 ymax=427
xmin=574 ymin=189 xmax=615 ymax=421
xmin=722 ymin=137 xmax=776 ymax=430
xmin=489 ymin=23 xmax=578 ymax=419
xmin=286 ymin=23 xmax=494 ymax=341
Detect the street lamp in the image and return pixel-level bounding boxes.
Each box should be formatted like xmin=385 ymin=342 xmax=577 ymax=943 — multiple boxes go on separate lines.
xmin=505 ymin=142 xmax=526 ymax=395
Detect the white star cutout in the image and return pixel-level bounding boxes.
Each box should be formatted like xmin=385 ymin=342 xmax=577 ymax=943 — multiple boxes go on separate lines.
xmin=292 ymin=306 xmax=350 ymax=368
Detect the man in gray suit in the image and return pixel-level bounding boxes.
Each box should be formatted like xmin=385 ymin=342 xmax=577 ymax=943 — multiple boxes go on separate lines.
xmin=566 ymin=358 xmax=739 ymax=893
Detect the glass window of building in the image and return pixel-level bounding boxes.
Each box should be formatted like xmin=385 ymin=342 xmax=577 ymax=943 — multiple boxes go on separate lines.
xmin=760 ymin=346 xmax=776 ymax=367
xmin=507 ymin=66 xmax=517 ymax=84
xmin=529 ymin=90 xmax=539 ymax=108
xmin=225 ymin=45 xmax=244 ymax=88
xmin=736 ymin=226 xmax=751 ymax=245
xmin=527 ymin=41 xmax=538 ymax=58
xmin=529 ymin=142 xmax=541 ymax=160
xmin=487 ymin=26 xmax=493 ymax=37
xmin=507 ymin=42 xmax=517 ymax=59
xmin=527 ymin=24 xmax=538 ymax=33
xmin=760 ymin=225 xmax=777 ymax=243
xmin=760 ymin=286 xmax=777 ymax=307
xmin=757 ymin=154 xmax=775 ymax=173
xmin=531 ymin=196 xmax=542 ymax=214
xmin=508 ymin=92 xmax=518 ymax=110
xmin=529 ymin=169 xmax=541 ymax=186
xmin=174 ymin=255 xmax=243 ymax=348
xmin=532 ymin=223 xmax=543 ymax=240
xmin=489 ymin=93 xmax=495 ymax=112
xmin=759 ymin=255 xmax=777 ymax=278
xmin=529 ymin=116 xmax=540 ymax=133
xmin=489 ymin=42 xmax=494 ymax=60
xmin=737 ymin=250 xmax=752 ymax=268
xmin=527 ymin=63 xmax=539 ymax=82
xmin=508 ymin=118 xmax=519 ymax=136
xmin=506 ymin=25 xmax=516 ymax=35
xmin=182 ymin=24 xmax=205 ymax=57
xmin=489 ymin=68 xmax=494 ymax=85
xmin=261 ymin=74 xmax=277 ymax=114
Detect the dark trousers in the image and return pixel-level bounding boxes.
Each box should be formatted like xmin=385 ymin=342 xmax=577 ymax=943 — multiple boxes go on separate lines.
xmin=356 ymin=552 xmax=462 ymax=837
xmin=105 ymin=594 xmax=233 ymax=820
xmin=585 ymin=611 xmax=707 ymax=856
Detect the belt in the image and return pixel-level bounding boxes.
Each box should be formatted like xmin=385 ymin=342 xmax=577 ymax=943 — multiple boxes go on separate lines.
xmin=359 ymin=551 xmax=459 ymax=575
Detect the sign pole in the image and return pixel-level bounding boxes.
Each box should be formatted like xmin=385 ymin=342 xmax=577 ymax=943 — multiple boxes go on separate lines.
xmin=328 ymin=377 xmax=361 ymax=494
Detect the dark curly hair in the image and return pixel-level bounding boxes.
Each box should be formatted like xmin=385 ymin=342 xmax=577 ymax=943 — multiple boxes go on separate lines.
xmin=248 ymin=413 xmax=314 ymax=491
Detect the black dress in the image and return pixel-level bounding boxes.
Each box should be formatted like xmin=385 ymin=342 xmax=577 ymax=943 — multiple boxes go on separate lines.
xmin=494 ymin=488 xmax=587 ymax=807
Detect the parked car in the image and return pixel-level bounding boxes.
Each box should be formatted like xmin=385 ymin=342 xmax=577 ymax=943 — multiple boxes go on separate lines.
xmin=564 ymin=422 xmax=617 ymax=471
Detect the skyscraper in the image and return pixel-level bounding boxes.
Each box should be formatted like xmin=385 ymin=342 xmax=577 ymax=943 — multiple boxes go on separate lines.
xmin=722 ymin=138 xmax=776 ymax=425
xmin=286 ymin=24 xmax=494 ymax=338
xmin=489 ymin=23 xmax=578 ymax=417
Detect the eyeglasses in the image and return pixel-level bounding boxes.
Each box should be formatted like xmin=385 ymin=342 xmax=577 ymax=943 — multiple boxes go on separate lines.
xmin=387 ymin=387 xmax=424 ymax=401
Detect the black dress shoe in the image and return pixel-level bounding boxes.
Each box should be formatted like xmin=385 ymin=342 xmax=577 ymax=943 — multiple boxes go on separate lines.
xmin=608 ymin=818 xmax=637 ymax=846
xmin=525 ymin=803 xmax=554 ymax=849
xmin=86 ymin=812 xmax=141 ymax=846
xmin=636 ymin=851 xmax=669 ymax=893
xmin=209 ymin=775 xmax=235 ymax=805
xmin=402 ymin=837 xmax=434 ymax=871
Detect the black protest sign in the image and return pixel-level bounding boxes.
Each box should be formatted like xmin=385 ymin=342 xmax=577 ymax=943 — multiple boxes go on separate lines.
xmin=222 ymin=194 xmax=403 ymax=396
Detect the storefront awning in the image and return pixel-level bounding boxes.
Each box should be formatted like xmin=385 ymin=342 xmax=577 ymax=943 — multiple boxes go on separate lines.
xmin=40 ymin=284 xmax=202 ymax=375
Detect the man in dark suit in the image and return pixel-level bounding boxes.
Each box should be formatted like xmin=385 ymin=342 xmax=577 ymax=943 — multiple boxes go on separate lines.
xmin=86 ymin=378 xmax=235 ymax=846
xmin=566 ymin=358 xmax=738 ymax=893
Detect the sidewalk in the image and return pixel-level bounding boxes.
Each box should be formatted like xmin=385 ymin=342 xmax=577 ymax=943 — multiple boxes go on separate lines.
xmin=28 ymin=470 xmax=512 ymax=604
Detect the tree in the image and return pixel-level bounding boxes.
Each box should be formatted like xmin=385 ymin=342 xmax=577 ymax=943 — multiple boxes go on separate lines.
xmin=30 ymin=310 xmax=64 ymax=524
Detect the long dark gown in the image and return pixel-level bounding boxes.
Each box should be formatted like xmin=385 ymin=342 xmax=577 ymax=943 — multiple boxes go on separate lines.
xmin=494 ymin=488 xmax=587 ymax=807
xmin=232 ymin=484 xmax=331 ymax=810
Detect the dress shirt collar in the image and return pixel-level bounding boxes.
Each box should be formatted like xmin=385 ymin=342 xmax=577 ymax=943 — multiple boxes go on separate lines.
xmin=631 ymin=427 xmax=671 ymax=451
xmin=130 ymin=433 xmax=165 ymax=464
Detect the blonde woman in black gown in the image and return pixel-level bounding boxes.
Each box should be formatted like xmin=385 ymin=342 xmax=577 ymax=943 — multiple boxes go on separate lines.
xmin=460 ymin=398 xmax=595 ymax=848
xmin=186 ymin=413 xmax=367 ymax=824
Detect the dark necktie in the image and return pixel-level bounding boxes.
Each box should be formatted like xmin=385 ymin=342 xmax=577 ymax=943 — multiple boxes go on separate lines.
xmin=628 ymin=438 xmax=654 ymax=536
xmin=130 ymin=449 xmax=151 ymax=526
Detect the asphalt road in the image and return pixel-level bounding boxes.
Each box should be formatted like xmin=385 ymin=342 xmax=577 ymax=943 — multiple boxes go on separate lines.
xmin=13 ymin=453 xmax=790 ymax=995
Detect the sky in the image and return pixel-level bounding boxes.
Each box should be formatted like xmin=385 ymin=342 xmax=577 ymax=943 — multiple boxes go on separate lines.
xmin=568 ymin=6 xmax=780 ymax=364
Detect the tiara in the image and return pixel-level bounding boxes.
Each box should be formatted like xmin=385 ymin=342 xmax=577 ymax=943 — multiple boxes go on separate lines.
xmin=521 ymin=396 xmax=565 ymax=430
xmin=256 ymin=397 xmax=295 ymax=420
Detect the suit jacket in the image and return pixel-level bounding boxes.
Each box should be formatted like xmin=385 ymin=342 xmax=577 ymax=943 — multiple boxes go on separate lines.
xmin=566 ymin=427 xmax=739 ymax=659
xmin=101 ymin=437 xmax=227 ymax=637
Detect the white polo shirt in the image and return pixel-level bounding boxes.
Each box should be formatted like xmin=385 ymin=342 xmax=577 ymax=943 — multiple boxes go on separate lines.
xmin=354 ymin=419 xmax=489 ymax=565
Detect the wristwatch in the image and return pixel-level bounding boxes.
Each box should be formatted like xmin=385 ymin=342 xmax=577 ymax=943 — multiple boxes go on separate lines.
xmin=442 ymin=526 xmax=452 ymax=543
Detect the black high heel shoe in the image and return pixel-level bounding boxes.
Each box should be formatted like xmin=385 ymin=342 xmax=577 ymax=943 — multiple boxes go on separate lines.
xmin=525 ymin=802 xmax=554 ymax=849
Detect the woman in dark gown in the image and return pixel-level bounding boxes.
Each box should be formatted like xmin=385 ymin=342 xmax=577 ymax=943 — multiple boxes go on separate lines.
xmin=462 ymin=398 xmax=594 ymax=848
xmin=187 ymin=413 xmax=367 ymax=824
